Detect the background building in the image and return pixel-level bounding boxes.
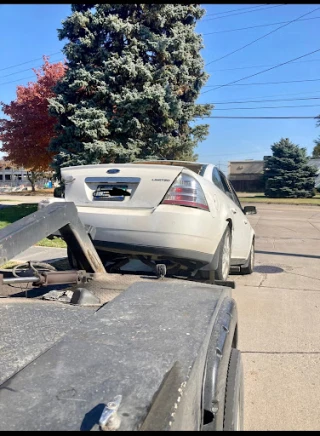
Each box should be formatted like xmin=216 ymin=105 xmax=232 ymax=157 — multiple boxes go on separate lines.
xmin=228 ymin=159 xmax=264 ymax=192
xmin=0 ymin=159 xmax=29 ymax=185
xmin=0 ymin=159 xmax=53 ymax=190
xmin=228 ymin=158 xmax=320 ymax=192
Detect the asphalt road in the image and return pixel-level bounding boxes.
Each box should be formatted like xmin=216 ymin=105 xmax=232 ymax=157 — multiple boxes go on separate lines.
xmin=2 ymin=200 xmax=320 ymax=430
xmin=232 ymin=203 xmax=320 ymax=431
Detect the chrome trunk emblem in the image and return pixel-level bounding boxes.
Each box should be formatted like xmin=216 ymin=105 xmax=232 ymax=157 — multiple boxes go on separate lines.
xmin=107 ymin=169 xmax=120 ymax=174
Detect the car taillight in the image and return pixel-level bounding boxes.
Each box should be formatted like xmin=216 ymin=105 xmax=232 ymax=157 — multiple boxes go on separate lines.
xmin=161 ymin=172 xmax=209 ymax=211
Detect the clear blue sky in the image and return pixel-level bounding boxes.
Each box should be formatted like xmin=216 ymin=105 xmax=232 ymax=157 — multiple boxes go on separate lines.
xmin=0 ymin=4 xmax=319 ymax=173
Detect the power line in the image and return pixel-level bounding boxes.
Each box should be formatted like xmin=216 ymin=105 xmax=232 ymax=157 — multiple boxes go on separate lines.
xmin=202 ymin=4 xmax=285 ymax=22
xmin=201 ymin=47 xmax=320 ymax=94
xmin=204 ymin=89 xmax=320 ymax=101
xmin=0 ymin=9 xmax=270 ymax=75
xmin=2 ymin=75 xmax=320 ymax=95
xmin=204 ymin=78 xmax=320 ymax=89
xmin=0 ymin=8 xmax=267 ymax=76
xmin=0 ymin=51 xmax=62 ymax=73
xmin=235 ymin=89 xmax=320 ymax=99
xmin=205 ymin=6 xmax=320 ymax=67
xmin=0 ymin=76 xmax=38 ymax=86
xmin=204 ymin=5 xmax=266 ymax=18
xmin=8 ymin=55 xmax=320 ymax=85
xmin=202 ymin=15 xmax=320 ymax=35
xmin=0 ymin=59 xmax=65 ymax=79
xmin=206 ymin=96 xmax=320 ymax=105
xmin=4 ymin=79 xmax=319 ymax=103
xmin=212 ymin=104 xmax=320 ymax=110
xmin=2 ymin=73 xmax=320 ymax=105
xmin=0 ymin=6 xmax=287 ymax=75
xmin=205 ymin=57 xmax=320 ymax=73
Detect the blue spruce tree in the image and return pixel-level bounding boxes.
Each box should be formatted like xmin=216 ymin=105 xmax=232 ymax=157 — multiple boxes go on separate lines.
xmin=49 ymin=4 xmax=213 ymax=179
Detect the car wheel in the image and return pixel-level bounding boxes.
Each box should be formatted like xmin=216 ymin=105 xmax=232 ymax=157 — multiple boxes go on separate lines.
xmin=240 ymin=240 xmax=255 ymax=275
xmin=223 ymin=348 xmax=244 ymax=431
xmin=215 ymin=226 xmax=231 ymax=281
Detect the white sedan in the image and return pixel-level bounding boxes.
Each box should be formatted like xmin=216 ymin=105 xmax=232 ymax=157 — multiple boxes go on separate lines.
xmin=40 ymin=160 xmax=256 ymax=281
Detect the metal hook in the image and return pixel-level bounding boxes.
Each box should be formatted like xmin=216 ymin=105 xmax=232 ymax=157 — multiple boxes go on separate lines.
xmin=99 ymin=395 xmax=122 ymax=431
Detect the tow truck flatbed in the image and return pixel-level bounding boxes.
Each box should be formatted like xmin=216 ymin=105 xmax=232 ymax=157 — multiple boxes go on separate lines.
xmin=0 ymin=202 xmax=243 ymax=431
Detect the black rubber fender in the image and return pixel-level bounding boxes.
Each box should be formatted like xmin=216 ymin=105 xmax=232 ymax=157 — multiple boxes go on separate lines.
xmin=223 ymin=348 xmax=244 ymax=431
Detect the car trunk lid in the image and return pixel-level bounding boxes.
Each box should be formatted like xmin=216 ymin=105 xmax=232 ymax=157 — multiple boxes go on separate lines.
xmin=61 ymin=164 xmax=183 ymax=209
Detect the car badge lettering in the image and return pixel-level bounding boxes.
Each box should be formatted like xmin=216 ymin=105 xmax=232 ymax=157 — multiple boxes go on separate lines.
xmin=107 ymin=169 xmax=120 ymax=174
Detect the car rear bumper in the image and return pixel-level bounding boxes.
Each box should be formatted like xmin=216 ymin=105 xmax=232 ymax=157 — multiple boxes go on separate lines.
xmin=93 ymin=240 xmax=213 ymax=265
xmin=76 ymin=204 xmax=222 ymax=264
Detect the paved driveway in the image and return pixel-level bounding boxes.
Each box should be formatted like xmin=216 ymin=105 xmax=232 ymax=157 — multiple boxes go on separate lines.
xmin=233 ymin=203 xmax=320 ymax=430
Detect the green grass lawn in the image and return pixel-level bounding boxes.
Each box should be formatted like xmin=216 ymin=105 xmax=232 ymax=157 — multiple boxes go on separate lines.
xmin=0 ymin=203 xmax=67 ymax=248
xmin=0 ymin=260 xmax=22 ymax=269
xmin=238 ymin=194 xmax=320 ymax=206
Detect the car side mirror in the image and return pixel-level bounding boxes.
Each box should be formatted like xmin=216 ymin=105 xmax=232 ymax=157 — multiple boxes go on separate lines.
xmin=243 ymin=205 xmax=257 ymax=215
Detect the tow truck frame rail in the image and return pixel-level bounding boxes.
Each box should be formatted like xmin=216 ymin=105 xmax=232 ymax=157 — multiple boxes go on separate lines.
xmin=0 ymin=201 xmax=105 ymax=274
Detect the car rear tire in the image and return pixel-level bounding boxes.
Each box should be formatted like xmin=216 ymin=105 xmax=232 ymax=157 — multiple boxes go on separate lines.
xmin=223 ymin=348 xmax=244 ymax=431
xmin=215 ymin=226 xmax=231 ymax=281
xmin=240 ymin=240 xmax=255 ymax=275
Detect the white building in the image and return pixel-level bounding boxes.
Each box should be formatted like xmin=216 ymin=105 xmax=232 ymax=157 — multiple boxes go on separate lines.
xmin=0 ymin=160 xmax=53 ymax=190
xmin=0 ymin=160 xmax=29 ymax=185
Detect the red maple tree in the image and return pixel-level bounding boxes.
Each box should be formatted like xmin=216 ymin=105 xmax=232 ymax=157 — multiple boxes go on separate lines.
xmin=0 ymin=56 xmax=66 ymax=189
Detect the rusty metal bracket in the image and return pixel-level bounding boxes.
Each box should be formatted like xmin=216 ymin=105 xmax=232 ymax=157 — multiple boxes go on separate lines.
xmin=0 ymin=202 xmax=106 ymax=274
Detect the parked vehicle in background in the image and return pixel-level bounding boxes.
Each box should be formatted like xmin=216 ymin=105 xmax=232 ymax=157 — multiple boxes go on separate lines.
xmin=39 ymin=160 xmax=256 ymax=280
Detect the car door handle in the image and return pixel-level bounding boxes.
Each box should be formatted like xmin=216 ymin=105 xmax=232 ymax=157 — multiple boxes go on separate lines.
xmin=231 ymin=208 xmax=237 ymax=214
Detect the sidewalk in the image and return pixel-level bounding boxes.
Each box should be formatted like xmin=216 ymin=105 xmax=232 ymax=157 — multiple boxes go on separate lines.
xmin=13 ymin=246 xmax=67 ymax=263
xmin=0 ymin=194 xmax=49 ymax=204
